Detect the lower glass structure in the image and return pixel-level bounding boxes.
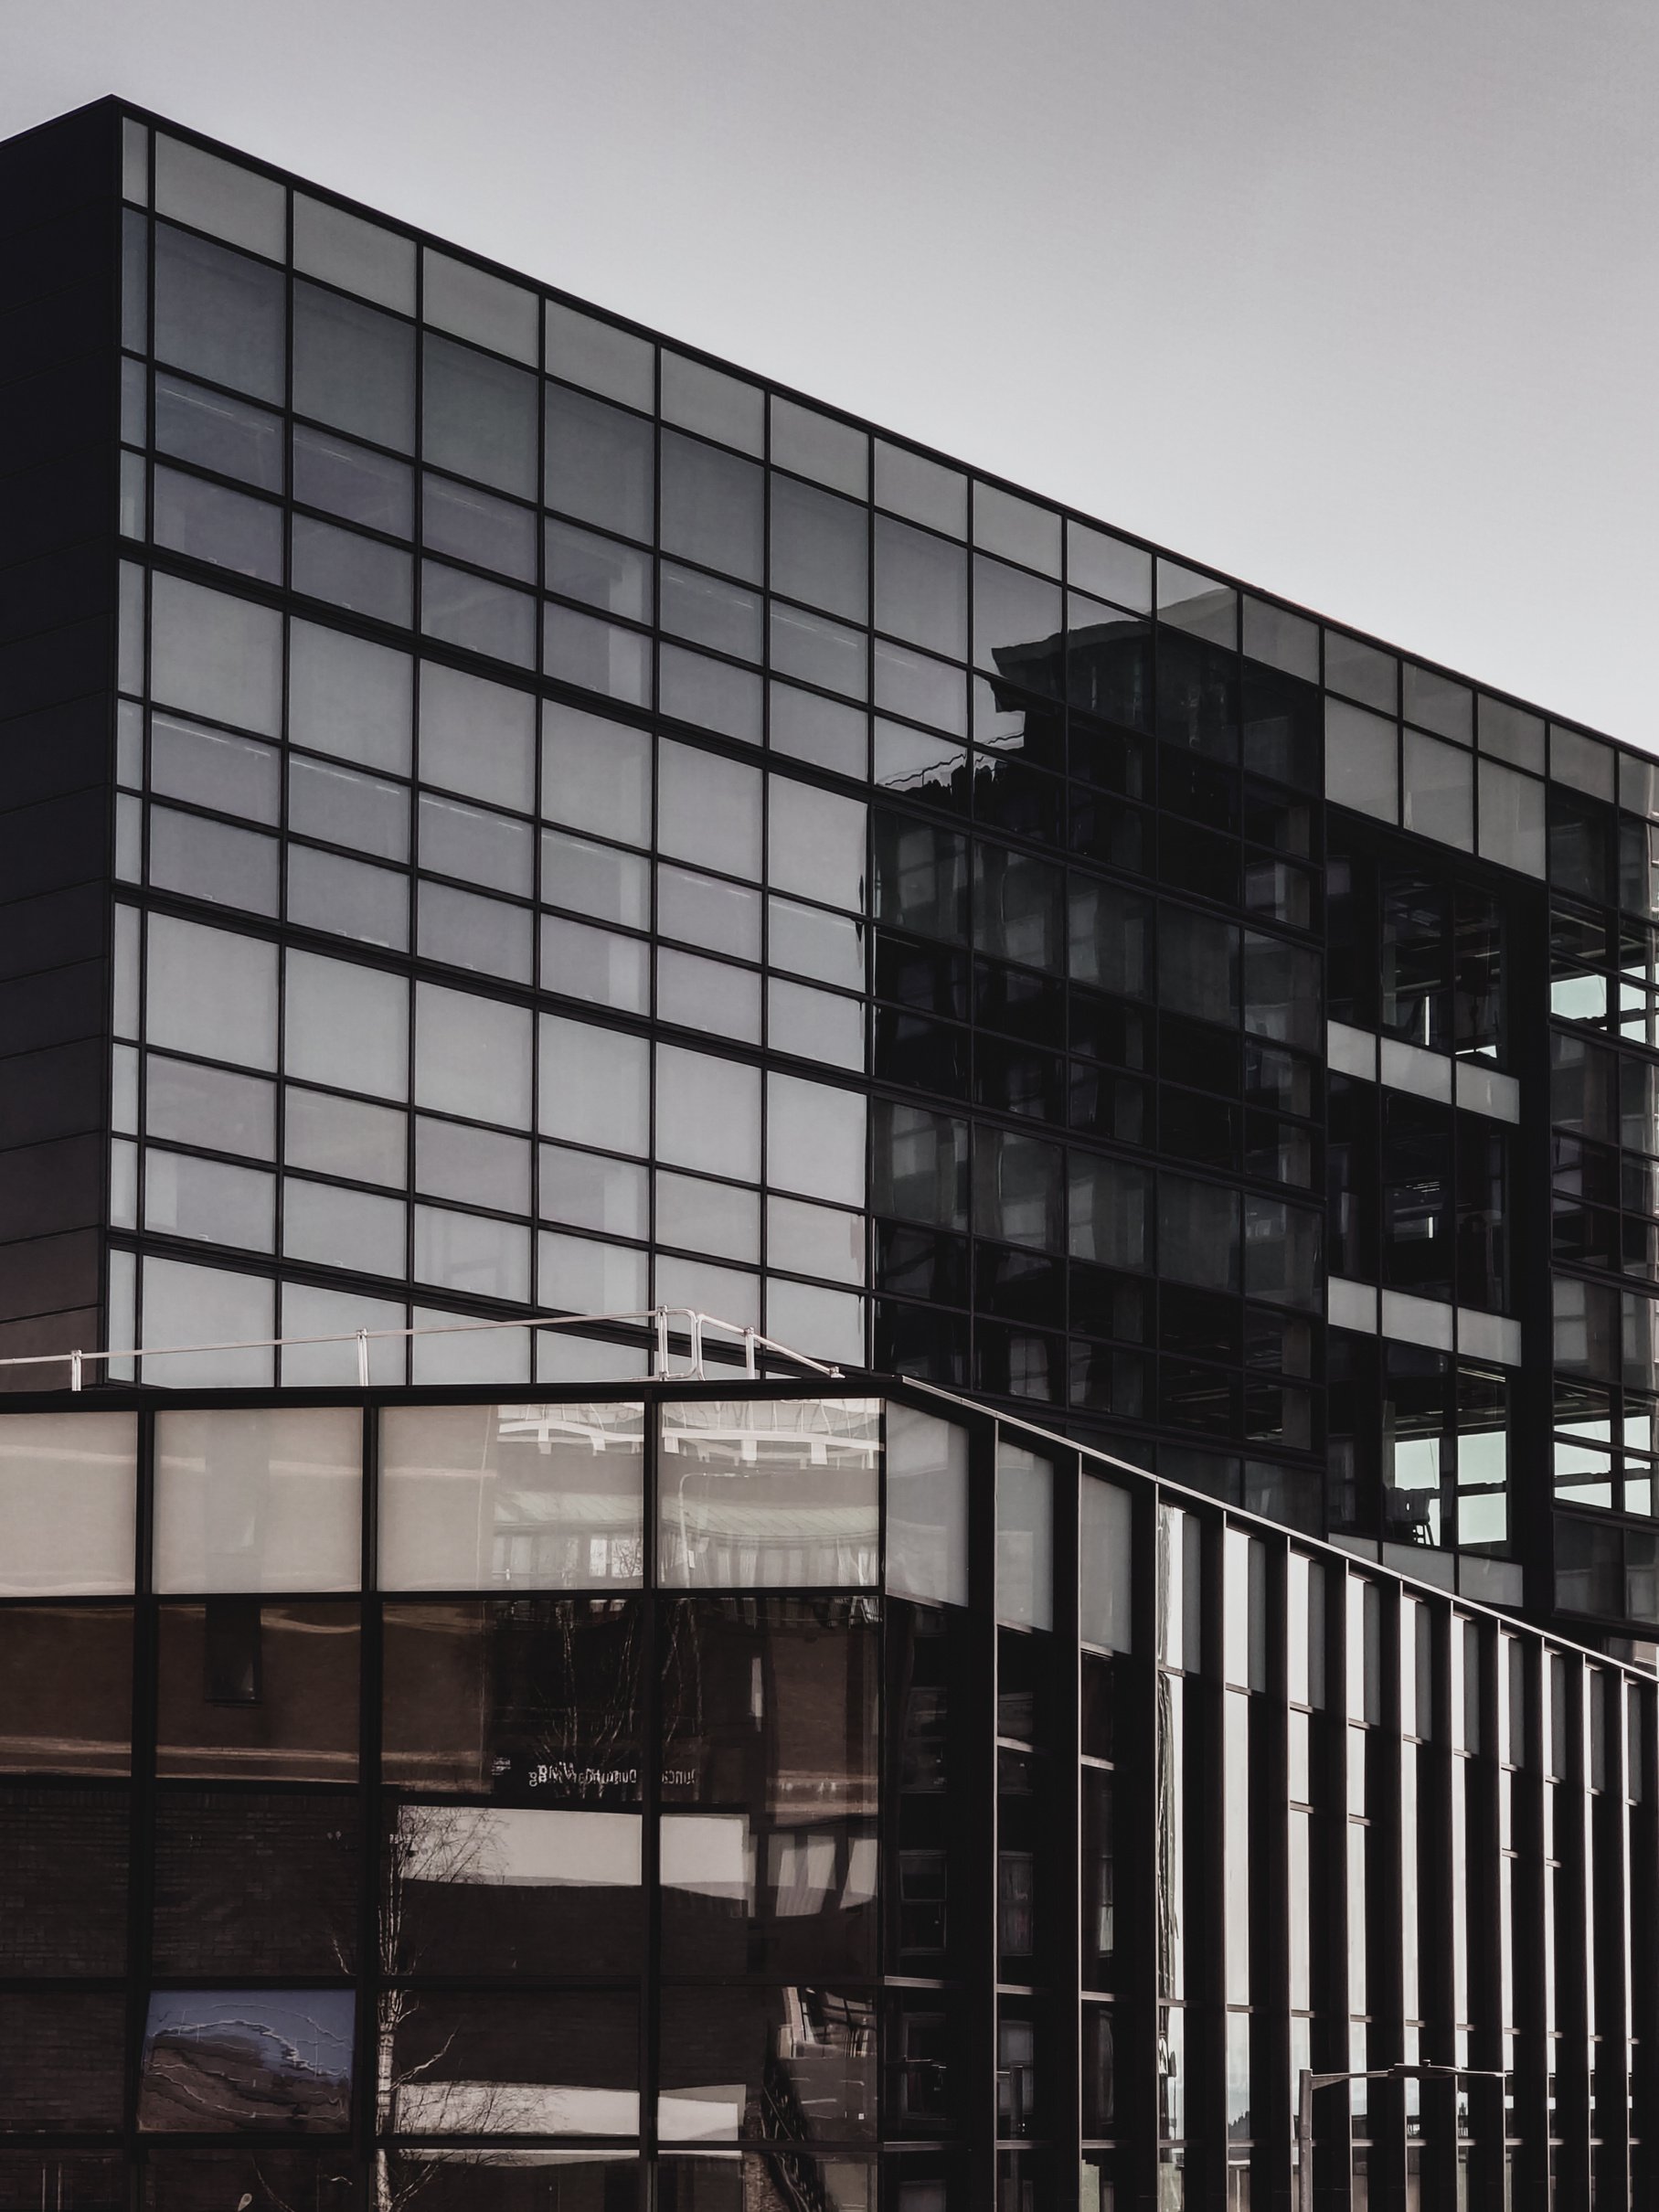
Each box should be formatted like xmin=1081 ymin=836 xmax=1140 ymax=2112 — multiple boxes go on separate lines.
xmin=0 ymin=1375 xmax=1652 ymax=2207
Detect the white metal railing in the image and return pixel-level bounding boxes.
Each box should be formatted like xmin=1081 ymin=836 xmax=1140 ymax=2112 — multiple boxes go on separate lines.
xmin=0 ymin=1308 xmax=845 ymax=1391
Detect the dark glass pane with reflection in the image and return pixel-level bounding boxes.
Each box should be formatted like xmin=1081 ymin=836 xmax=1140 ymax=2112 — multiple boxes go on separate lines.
xmin=152 ymin=1791 xmax=359 ymax=1975
xmin=154 ymin=224 xmax=285 ymax=404
xmin=379 ymin=2154 xmax=638 ymax=2212
xmin=378 ymin=1989 xmax=635 ymax=2139
xmin=144 ymin=2150 xmax=356 ymax=2212
xmin=1080 ymin=1654 xmax=1116 ymax=1760
xmin=293 ymin=281 xmax=415 ymax=452
xmin=1068 ymin=605 xmax=1152 ymax=729
xmin=1241 ymin=666 xmax=1320 ymax=787
xmin=138 ymin=1991 xmax=354 ymax=2133
xmin=384 ymin=1801 xmax=642 ymax=1975
xmin=381 ymin=1597 xmax=643 ymax=1803
xmin=155 ymin=1601 xmax=359 ymax=1783
xmin=874 ymin=1223 xmax=970 ymax=1308
xmin=292 ymin=426 xmax=413 ymax=536
xmin=0 ymin=1994 xmax=125 ymax=2130
xmin=0 ymin=1605 xmax=132 ymax=1775
xmin=656 ymin=2154 xmax=872 ymax=2210
xmin=873 ymin=1301 xmax=969 ymax=1388
xmin=0 ymin=2154 xmax=125 ymax=2211
xmin=1156 ymin=630 xmax=1238 ymax=760
xmin=656 ymin=1984 xmax=876 ymax=2145
xmin=0 ymin=1785 xmax=127 ymax=1974
xmin=659 ymin=1597 xmax=877 ymax=1977
xmin=154 ymin=373 xmax=283 ymax=490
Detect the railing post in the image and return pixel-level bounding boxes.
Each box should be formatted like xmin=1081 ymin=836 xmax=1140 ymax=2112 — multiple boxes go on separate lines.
xmin=654 ymin=1307 xmax=670 ymax=1379
xmin=743 ymin=1327 xmax=757 ymax=1378
xmin=69 ymin=1350 xmax=82 ymax=1393
xmin=356 ymin=1330 xmax=370 ymax=1388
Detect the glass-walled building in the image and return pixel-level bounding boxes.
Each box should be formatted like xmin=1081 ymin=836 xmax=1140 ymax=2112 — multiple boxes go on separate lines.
xmin=2 ymin=1374 xmax=1654 ymax=2210
xmin=1 ymin=100 xmax=1657 ymax=1653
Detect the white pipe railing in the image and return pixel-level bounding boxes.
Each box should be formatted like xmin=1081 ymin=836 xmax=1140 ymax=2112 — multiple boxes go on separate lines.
xmin=0 ymin=1308 xmax=845 ymax=1390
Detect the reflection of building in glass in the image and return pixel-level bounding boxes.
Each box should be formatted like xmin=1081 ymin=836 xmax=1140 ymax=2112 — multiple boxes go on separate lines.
xmin=0 ymin=1385 xmax=1651 ymax=2202
xmin=4 ymin=90 xmax=1659 ymax=2200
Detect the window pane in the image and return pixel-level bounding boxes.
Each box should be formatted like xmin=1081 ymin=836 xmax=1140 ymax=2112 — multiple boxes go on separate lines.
xmin=379 ymin=1987 xmax=634 ymax=2137
xmin=154 ymin=136 xmax=284 ymax=257
xmin=287 ymin=847 xmax=409 ymax=952
xmin=148 ymin=804 xmax=280 ymax=916
xmin=876 ymin=515 xmax=967 ymax=660
xmin=386 ymin=1804 xmax=642 ymax=1976
xmin=658 ymin=742 xmax=761 ymax=877
xmin=144 ymin=1149 xmax=274 ymax=1251
xmin=547 ymin=299 xmax=654 ymax=409
xmin=0 ymin=1605 xmax=133 ymax=1775
xmin=420 ymin=662 xmax=536 ymax=813
xmin=658 ymin=1399 xmax=881 ymax=1588
xmin=155 ymin=1601 xmax=359 ymax=1781
xmin=538 ymin=1143 xmax=649 ymax=1239
xmin=546 ymin=516 xmax=653 ymax=620
xmin=154 ymin=223 xmax=285 ymax=403
xmin=422 ymin=333 xmax=537 ymax=497
xmin=655 ymin=1047 xmax=760 ymax=1183
xmin=284 ymin=1087 xmax=406 ymax=1185
xmin=416 ymin=1118 xmax=531 ymax=1213
xmin=153 ymin=1409 xmax=363 ymax=1593
xmin=886 ymin=1404 xmax=968 ymax=1605
xmin=154 ymin=371 xmax=283 ymax=491
xmin=544 ymin=384 xmax=654 ymax=541
xmin=379 ymin=1401 xmax=645 ymax=1590
xmin=420 ymin=560 xmax=536 ymax=668
xmin=412 ymin=1205 xmax=532 ymax=1303
xmin=147 ymin=1055 xmax=275 ymax=1159
xmin=539 ymin=1016 xmax=651 ymax=1155
xmin=289 ymin=620 xmax=413 ymax=774
xmin=415 ymin=983 xmax=532 ymax=1126
xmin=152 ymin=712 xmax=281 ymax=823
xmin=290 ymin=756 xmax=409 ymax=860
xmin=292 ymin=424 xmax=413 ymax=536
xmin=151 ymin=572 xmax=282 ymax=737
xmin=293 ymin=194 xmax=415 ymax=313
xmin=138 ymin=1991 xmax=354 ymax=2132
xmin=293 ymin=281 xmax=416 ymax=451
xmin=771 ymin=475 xmax=867 ymax=622
xmin=1079 ymin=1477 xmax=1133 ymax=1651
xmin=0 ymin=1416 xmax=136 ymax=1597
xmin=285 ymin=949 xmax=409 ymax=1099
xmin=282 ymin=1178 xmax=407 ymax=1278
xmin=1159 ymin=1175 xmax=1241 ymax=1291
xmin=147 ymin=913 xmax=278 ymax=1070
xmin=660 ymin=431 xmax=762 ymax=582
xmin=153 ymin=1791 xmax=359 ymax=1976
xmin=996 ymin=1441 xmax=1053 ymax=1628
xmin=292 ymin=515 xmax=411 ymax=626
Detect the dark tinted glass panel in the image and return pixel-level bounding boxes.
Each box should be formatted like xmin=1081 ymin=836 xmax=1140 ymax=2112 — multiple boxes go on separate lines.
xmin=544 ymin=386 xmax=655 ymax=542
xmin=0 ymin=2155 xmax=125 ymax=2210
xmin=659 ymin=1597 xmax=877 ymax=1976
xmin=0 ymin=1606 xmax=132 ymax=1775
xmin=293 ymin=282 xmax=416 ymax=451
xmin=423 ymin=335 xmax=537 ymax=498
xmin=379 ymin=1989 xmax=635 ymax=2139
xmin=154 ymin=374 xmax=283 ymax=490
xmin=143 ymin=2150 xmax=355 ymax=2212
xmin=155 ymin=1601 xmax=360 ymax=1783
xmin=292 ymin=427 xmax=413 ymax=535
xmin=0 ymin=1994 xmax=125 ymax=2131
xmin=873 ymin=815 xmax=969 ymax=944
xmin=384 ymin=1802 xmax=642 ymax=1975
xmin=154 ymin=224 xmax=285 ymax=404
xmin=379 ymin=2155 xmax=638 ymax=2212
xmin=381 ymin=1598 xmax=642 ymax=1803
xmin=656 ymin=1984 xmax=875 ymax=2143
xmin=771 ymin=475 xmax=867 ymax=623
xmin=0 ymin=1785 xmax=127 ymax=1975
xmin=1157 ymin=631 xmax=1238 ymax=760
xmin=973 ymin=557 xmax=1062 ymax=696
xmin=660 ymin=431 xmax=762 ymax=583
xmin=152 ymin=1791 xmax=360 ymax=1974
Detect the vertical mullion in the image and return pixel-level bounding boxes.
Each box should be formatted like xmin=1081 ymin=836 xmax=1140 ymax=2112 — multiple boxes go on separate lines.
xmin=354 ymin=1398 xmax=379 ymax=2208
xmin=123 ymin=1403 xmax=157 ymax=2201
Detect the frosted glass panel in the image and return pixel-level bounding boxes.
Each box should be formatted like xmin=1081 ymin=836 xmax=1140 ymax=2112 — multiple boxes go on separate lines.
xmin=154 ymin=1408 xmax=363 ymax=1592
xmin=996 ymin=1440 xmax=1053 ymax=1629
xmin=0 ymin=1414 xmax=138 ymax=1595
xmin=379 ymin=1401 xmax=644 ymax=1590
xmin=658 ymin=1398 xmax=880 ymax=1589
xmin=884 ymin=1403 xmax=968 ymax=1606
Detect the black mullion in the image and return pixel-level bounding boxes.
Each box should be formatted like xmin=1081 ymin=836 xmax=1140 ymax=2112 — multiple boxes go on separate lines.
xmin=640 ymin=1391 xmax=662 ymax=2183
xmin=122 ymin=1405 xmax=157 ymax=2193
xmin=354 ymin=1398 xmax=379 ymax=2206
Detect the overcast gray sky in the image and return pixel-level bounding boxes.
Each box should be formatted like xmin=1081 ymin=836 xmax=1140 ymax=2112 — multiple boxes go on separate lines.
xmin=9 ymin=0 xmax=1656 ymax=741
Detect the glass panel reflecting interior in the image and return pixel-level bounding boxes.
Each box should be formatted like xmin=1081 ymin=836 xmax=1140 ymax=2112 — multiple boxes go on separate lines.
xmin=658 ymin=1399 xmax=881 ymax=1589
xmin=379 ymin=1401 xmax=645 ymax=1590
